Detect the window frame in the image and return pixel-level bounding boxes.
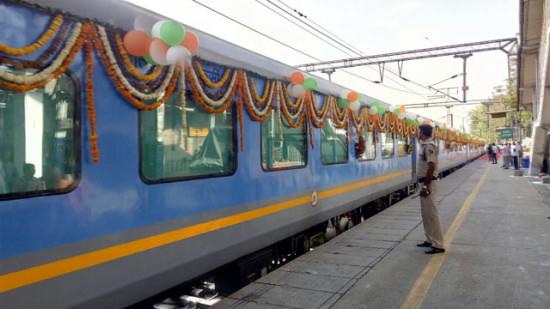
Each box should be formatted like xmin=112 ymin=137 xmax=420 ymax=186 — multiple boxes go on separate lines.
xmin=320 ymin=120 xmax=349 ymax=165
xmin=357 ymin=129 xmax=376 ymax=162
xmin=260 ymin=111 xmax=308 ymax=172
xmin=0 ymin=67 xmax=81 ymax=201
xmin=380 ymin=129 xmax=395 ymax=159
xmin=397 ymin=134 xmax=410 ymax=157
xmin=138 ymin=89 xmax=238 ymax=184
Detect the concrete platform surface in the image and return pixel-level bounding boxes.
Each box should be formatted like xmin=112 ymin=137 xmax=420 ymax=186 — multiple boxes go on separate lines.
xmin=214 ymin=158 xmax=550 ymax=309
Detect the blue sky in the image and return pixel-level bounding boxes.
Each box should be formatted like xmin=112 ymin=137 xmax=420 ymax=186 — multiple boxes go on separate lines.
xmin=127 ymin=0 xmax=518 ymax=130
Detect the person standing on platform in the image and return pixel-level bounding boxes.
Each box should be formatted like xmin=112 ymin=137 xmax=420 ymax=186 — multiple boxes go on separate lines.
xmin=416 ymin=124 xmax=445 ymax=254
xmin=491 ymin=143 xmax=498 ymax=164
xmin=501 ymin=143 xmax=510 ymax=169
xmin=511 ymin=142 xmax=519 ymax=170
xmin=487 ymin=144 xmax=493 ymax=164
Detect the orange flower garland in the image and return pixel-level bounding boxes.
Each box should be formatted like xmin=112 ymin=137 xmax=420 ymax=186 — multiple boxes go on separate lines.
xmin=194 ymin=60 xmax=232 ymax=89
xmin=186 ymin=66 xmax=236 ymax=114
xmin=114 ymin=33 xmax=164 ymax=81
xmin=0 ymin=23 xmax=86 ymax=92
xmin=90 ymin=26 xmax=179 ymax=110
xmin=0 ymin=15 xmax=63 ymax=55
xmin=249 ymin=78 xmax=271 ymax=103
xmin=85 ymin=29 xmax=99 ymax=164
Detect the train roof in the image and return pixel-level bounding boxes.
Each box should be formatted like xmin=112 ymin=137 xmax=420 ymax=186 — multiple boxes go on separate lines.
xmin=20 ymin=0 xmax=389 ymax=108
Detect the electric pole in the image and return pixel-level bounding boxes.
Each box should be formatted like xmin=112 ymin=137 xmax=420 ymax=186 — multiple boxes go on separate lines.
xmin=454 ymin=53 xmax=472 ymax=103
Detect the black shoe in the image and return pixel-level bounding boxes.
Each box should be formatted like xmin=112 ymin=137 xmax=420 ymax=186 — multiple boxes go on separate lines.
xmin=425 ymin=247 xmax=445 ymax=254
xmin=417 ymin=241 xmax=432 ymax=247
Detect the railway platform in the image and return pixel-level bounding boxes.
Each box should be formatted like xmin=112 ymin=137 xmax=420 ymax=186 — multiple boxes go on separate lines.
xmin=214 ymin=157 xmax=550 ymax=308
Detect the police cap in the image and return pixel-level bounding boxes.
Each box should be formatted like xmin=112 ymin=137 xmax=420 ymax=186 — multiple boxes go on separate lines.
xmin=418 ymin=124 xmax=433 ymax=137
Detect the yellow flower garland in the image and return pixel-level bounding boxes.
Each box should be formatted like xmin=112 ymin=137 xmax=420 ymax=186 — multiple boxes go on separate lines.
xmin=0 ymin=15 xmax=63 ymax=55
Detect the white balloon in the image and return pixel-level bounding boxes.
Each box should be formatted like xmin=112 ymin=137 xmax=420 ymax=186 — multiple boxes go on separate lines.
xmin=340 ymin=89 xmax=350 ymax=99
xmin=350 ymin=101 xmax=361 ymax=113
xmin=293 ymin=84 xmax=306 ymax=98
xmin=369 ymin=106 xmax=378 ymax=115
xmin=417 ymin=117 xmax=425 ymax=123
xmin=134 ymin=15 xmax=157 ymax=35
xmin=166 ymin=46 xmax=191 ymax=65
xmin=287 ymin=83 xmax=295 ymax=95
xmin=151 ymin=20 xmax=167 ymax=38
xmin=398 ymin=113 xmax=406 ymax=120
xmin=149 ymin=39 xmax=169 ymax=65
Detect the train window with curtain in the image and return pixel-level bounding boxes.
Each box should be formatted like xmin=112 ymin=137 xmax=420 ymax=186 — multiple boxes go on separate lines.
xmin=261 ymin=112 xmax=307 ymax=170
xmin=321 ymin=119 xmax=348 ymax=164
xmin=0 ymin=68 xmax=80 ymax=199
xmin=358 ymin=128 xmax=376 ymax=161
xmin=398 ymin=135 xmax=410 ymax=157
xmin=140 ymin=91 xmax=236 ymax=182
xmin=380 ymin=130 xmax=394 ymax=158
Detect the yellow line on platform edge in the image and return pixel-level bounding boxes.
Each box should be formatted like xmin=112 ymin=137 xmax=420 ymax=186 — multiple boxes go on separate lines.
xmin=400 ymin=164 xmax=490 ymax=309
xmin=0 ymin=170 xmax=406 ymax=293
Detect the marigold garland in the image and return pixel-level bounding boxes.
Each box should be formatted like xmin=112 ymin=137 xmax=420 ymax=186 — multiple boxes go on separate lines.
xmin=85 ymin=29 xmax=99 ymax=164
xmin=114 ymin=32 xmax=164 ymax=81
xmin=0 ymin=15 xmax=63 ymax=55
xmin=0 ymin=11 xmax=483 ymax=167
xmin=194 ymin=60 xmax=232 ymax=89
xmin=97 ymin=25 xmax=175 ymax=100
xmin=186 ymin=65 xmax=236 ymax=114
xmin=90 ymin=25 xmax=179 ymax=110
xmin=0 ymin=22 xmax=83 ymax=86
xmin=249 ymin=78 xmax=271 ymax=103
xmin=0 ymin=23 xmax=86 ymax=92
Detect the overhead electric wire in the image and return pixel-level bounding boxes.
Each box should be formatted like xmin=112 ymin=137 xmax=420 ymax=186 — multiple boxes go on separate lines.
xmin=193 ymin=0 xmax=430 ymax=96
xmin=254 ymin=0 xmax=355 ymax=57
xmin=274 ymin=0 xmax=366 ymax=56
xmin=262 ymin=0 xmax=430 ymax=98
xmin=269 ymin=0 xmax=472 ymax=101
xmin=191 ymin=0 xmax=322 ymax=62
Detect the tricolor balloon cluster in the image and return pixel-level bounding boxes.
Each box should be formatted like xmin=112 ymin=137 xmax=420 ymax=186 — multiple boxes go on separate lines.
xmin=286 ymin=72 xmax=317 ymax=98
xmin=123 ymin=15 xmax=200 ymax=66
xmin=338 ymin=89 xmax=363 ymax=112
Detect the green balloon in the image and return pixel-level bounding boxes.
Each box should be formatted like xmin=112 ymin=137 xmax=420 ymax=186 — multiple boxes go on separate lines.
xmin=357 ymin=93 xmax=363 ymax=102
xmin=393 ymin=108 xmax=401 ymax=115
xmin=371 ymin=101 xmax=380 ymax=107
xmin=160 ymin=20 xmax=185 ymax=46
xmin=303 ymin=77 xmax=317 ymax=91
xmin=143 ymin=53 xmax=158 ymax=65
xmin=377 ymin=106 xmax=386 ymax=115
xmin=338 ymin=98 xmax=350 ymax=108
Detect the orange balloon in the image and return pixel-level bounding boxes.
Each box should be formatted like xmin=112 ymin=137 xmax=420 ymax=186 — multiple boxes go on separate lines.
xmin=442 ymin=123 xmax=447 ymax=127
xmin=422 ymin=120 xmax=431 ymax=125
xmin=123 ymin=30 xmax=152 ymax=57
xmin=289 ymin=72 xmax=305 ymax=85
xmin=399 ymin=105 xmax=405 ymax=113
xmin=347 ymin=91 xmax=359 ymax=102
xmin=181 ymin=31 xmax=200 ymax=54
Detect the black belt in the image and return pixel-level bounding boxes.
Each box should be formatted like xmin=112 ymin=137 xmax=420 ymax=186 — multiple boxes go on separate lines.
xmin=418 ymin=176 xmax=438 ymax=183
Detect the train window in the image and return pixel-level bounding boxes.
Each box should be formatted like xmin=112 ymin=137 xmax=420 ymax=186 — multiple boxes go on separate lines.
xmin=140 ymin=92 xmax=236 ymax=182
xmin=261 ymin=112 xmax=306 ymax=170
xmin=380 ymin=130 xmax=394 ymax=158
xmin=358 ymin=128 xmax=376 ymax=161
xmin=0 ymin=70 xmax=80 ymax=199
xmin=321 ymin=119 xmax=348 ymax=164
xmin=398 ymin=135 xmax=410 ymax=157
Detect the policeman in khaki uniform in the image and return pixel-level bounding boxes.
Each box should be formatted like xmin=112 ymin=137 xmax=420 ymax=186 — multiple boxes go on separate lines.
xmin=416 ymin=124 xmax=445 ymax=254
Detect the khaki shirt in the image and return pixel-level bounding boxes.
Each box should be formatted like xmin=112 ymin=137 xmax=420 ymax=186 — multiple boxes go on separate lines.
xmin=417 ymin=138 xmax=438 ymax=179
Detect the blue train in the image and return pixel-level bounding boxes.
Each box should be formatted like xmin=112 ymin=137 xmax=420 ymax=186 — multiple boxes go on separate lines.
xmin=0 ymin=0 xmax=485 ymax=307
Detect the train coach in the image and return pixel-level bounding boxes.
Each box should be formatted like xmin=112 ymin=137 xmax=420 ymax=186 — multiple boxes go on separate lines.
xmin=0 ymin=0 xmax=485 ymax=307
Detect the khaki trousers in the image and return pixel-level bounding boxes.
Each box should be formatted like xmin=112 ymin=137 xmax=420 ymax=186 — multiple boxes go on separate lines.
xmin=420 ymin=181 xmax=444 ymax=249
